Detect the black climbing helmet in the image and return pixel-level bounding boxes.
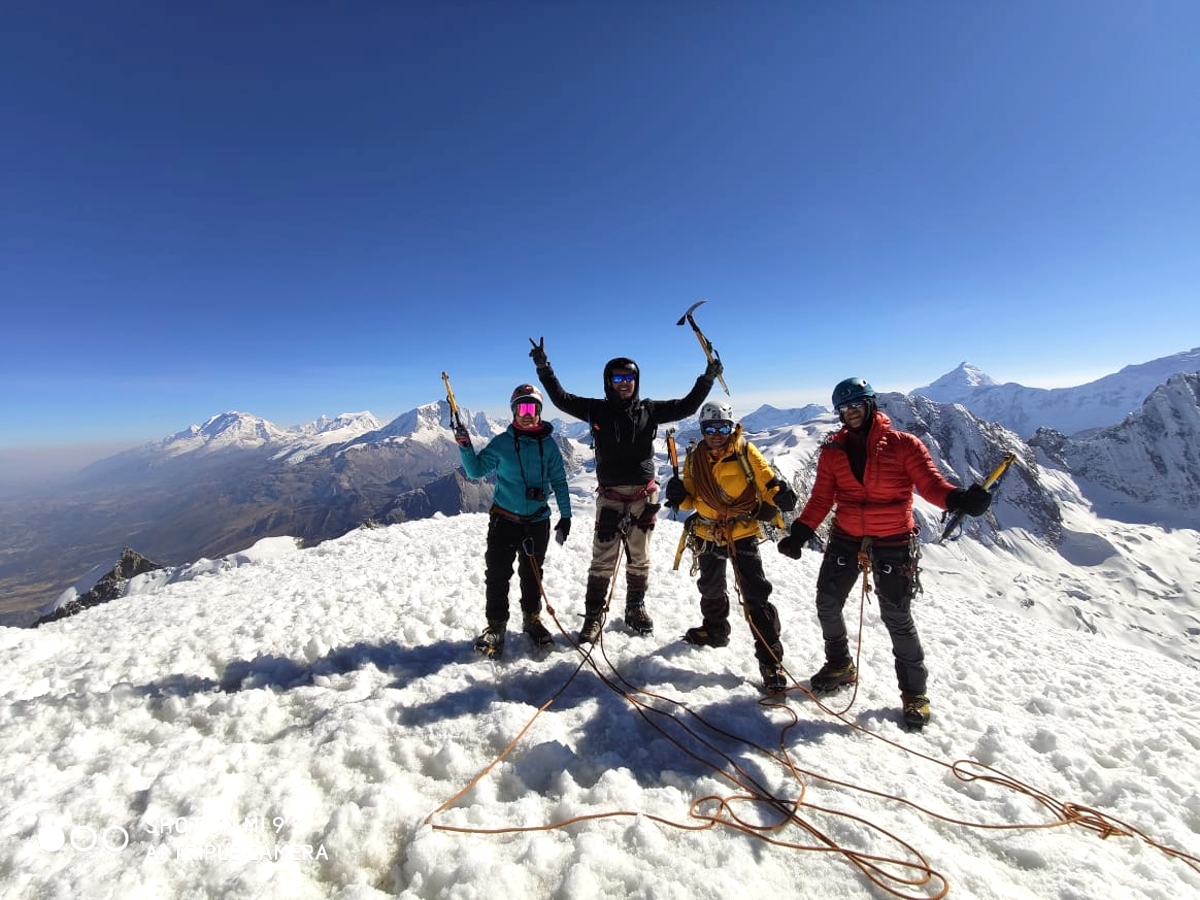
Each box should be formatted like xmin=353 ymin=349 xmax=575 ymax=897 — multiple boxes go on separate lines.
xmin=603 ymin=357 xmax=640 ymax=399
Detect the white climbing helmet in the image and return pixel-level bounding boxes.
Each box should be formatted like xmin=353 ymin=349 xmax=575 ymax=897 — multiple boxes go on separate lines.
xmin=699 ymin=401 xmax=734 ymax=426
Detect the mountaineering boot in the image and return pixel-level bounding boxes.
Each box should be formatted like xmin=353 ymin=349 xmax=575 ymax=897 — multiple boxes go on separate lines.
xmin=473 ymin=624 xmax=505 ymax=659
xmin=623 ymin=586 xmax=653 ymax=635
xmin=624 ymin=603 xmax=654 ymax=635
xmin=683 ymin=624 xmax=730 ymax=647
xmin=901 ymin=693 xmax=931 ymax=730
xmin=810 ymin=659 xmax=858 ymax=694
xmin=760 ymin=664 xmax=787 ymax=695
xmin=523 ymin=613 xmax=553 ymax=648
xmin=579 ymin=575 xmax=609 ymax=644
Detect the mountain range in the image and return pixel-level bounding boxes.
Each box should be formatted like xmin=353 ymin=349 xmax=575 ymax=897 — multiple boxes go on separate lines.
xmin=1 ymin=346 xmax=1197 ymax=627
xmin=914 ymin=347 xmax=1200 ymax=438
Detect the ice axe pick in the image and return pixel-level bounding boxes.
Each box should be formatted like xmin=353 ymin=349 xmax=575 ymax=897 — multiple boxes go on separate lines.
xmin=677 ymin=298 xmax=730 ymax=395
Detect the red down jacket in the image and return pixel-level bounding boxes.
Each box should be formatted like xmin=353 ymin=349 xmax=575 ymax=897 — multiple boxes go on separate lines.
xmin=796 ymin=410 xmax=957 ymax=540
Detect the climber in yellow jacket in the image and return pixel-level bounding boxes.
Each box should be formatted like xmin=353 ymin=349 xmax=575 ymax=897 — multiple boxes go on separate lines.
xmin=663 ymin=401 xmax=798 ymax=693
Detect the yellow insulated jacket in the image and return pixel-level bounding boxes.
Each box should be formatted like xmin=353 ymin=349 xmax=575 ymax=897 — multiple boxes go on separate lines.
xmin=678 ymin=425 xmax=785 ymax=545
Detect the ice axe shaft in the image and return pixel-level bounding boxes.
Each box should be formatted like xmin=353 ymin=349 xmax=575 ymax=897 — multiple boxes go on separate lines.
xmin=670 ymin=440 xmax=696 ymax=570
xmin=673 ymin=526 xmax=688 ymax=571
xmin=677 ymin=298 xmax=730 ymax=395
xmin=441 ymin=371 xmax=465 ymax=430
xmin=665 ymin=428 xmax=680 ymax=522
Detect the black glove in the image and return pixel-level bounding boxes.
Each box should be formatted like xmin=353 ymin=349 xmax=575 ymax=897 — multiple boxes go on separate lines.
xmin=766 ymin=477 xmax=797 ymax=512
xmin=554 ymin=518 xmax=571 ymax=545
xmin=777 ymin=522 xmax=815 ymax=559
xmin=529 ymin=337 xmax=549 ymax=369
xmin=596 ymin=506 xmax=622 ymax=542
xmin=453 ymin=424 xmax=472 ymax=448
xmin=946 ymin=484 xmax=992 ymax=517
xmin=705 ymin=357 xmax=723 ymax=380
xmin=663 ymin=476 xmax=687 ymax=509
xmin=756 ymin=503 xmax=780 ymax=521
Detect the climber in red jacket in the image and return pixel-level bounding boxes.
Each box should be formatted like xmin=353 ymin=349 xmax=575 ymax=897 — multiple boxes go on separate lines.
xmin=777 ymin=377 xmax=992 ymax=729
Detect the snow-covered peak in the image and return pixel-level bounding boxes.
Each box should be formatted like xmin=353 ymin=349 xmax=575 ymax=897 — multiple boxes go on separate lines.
xmin=1111 ymin=346 xmax=1200 ymax=381
xmin=342 ymin=401 xmax=508 ymax=451
xmin=347 ymin=401 xmax=451 ymax=447
xmin=741 ymin=403 xmax=828 ymax=432
xmin=158 ymin=411 xmax=290 ymax=457
xmin=107 ymin=411 xmax=386 ymax=468
xmin=272 ymin=412 xmax=385 ymax=464
xmin=915 ymin=362 xmax=999 ymax=403
xmin=293 ymin=411 xmax=382 ymax=436
xmin=915 ymin=346 xmax=1200 ymax=437
xmin=1029 ymin=371 xmax=1200 ymax=527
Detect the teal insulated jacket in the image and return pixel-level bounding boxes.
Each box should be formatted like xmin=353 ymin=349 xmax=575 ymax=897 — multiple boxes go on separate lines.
xmin=459 ymin=422 xmax=572 ymax=521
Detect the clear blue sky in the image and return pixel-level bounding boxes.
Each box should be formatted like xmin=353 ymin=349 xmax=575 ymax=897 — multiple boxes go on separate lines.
xmin=3 ymin=2 xmax=1197 ymax=457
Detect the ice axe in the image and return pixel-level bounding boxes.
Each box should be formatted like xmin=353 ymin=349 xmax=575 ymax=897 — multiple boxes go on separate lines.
xmin=938 ymin=452 xmax=1018 ymax=543
xmin=441 ymin=371 xmax=465 ymax=431
xmin=665 ymin=428 xmax=680 ymax=521
xmin=665 ymin=428 xmax=689 ymax=568
xmin=677 ymin=299 xmax=730 ymax=395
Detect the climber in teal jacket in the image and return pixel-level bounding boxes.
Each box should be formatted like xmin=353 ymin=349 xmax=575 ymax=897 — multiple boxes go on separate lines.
xmin=455 ymin=383 xmax=571 ymax=658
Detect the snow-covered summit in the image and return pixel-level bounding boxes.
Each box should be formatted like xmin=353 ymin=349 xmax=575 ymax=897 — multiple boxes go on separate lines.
xmin=915 ymin=346 xmax=1200 ymax=437
xmin=272 ymin=412 xmax=384 ymax=464
xmin=159 ymin=411 xmax=292 ymax=457
xmin=342 ymin=402 xmax=507 ymax=452
xmin=916 ymin=362 xmax=999 ymax=404
xmin=151 ymin=410 xmax=387 ymax=463
xmin=6 ymin=509 xmax=1198 ymax=899
xmin=741 ymin=403 xmax=828 ymax=432
xmin=292 ymin=412 xmax=382 ymax=436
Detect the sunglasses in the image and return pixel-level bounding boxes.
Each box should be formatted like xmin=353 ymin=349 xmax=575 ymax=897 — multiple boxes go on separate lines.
xmin=836 ymin=399 xmax=869 ymax=413
xmin=515 ymin=402 xmax=541 ymax=417
xmin=610 ymin=373 xmax=636 ymax=384
xmin=702 ymin=423 xmax=733 ymax=435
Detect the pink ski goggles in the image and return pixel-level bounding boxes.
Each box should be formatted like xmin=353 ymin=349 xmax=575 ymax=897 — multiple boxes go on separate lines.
xmin=515 ymin=402 xmax=541 ymax=417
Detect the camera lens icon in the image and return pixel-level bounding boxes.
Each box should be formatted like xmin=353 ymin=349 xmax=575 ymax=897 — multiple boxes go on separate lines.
xmin=36 ymin=825 xmax=66 ymax=852
xmin=34 ymin=823 xmax=129 ymax=853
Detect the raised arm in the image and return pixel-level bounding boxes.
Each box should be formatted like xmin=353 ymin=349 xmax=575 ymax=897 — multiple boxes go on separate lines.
xmin=529 ymin=337 xmax=595 ymax=422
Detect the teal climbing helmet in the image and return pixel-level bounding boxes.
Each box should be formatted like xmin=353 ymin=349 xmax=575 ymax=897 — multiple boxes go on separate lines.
xmin=831 ymin=377 xmax=876 ymax=409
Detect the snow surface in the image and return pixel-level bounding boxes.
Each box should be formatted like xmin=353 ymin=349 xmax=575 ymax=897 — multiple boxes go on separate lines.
xmin=2 ymin=512 xmax=1198 ymax=899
